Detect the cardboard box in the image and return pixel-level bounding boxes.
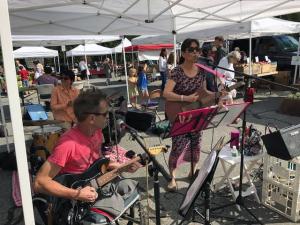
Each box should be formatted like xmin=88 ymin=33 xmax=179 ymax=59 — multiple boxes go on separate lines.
xmin=261 ymin=64 xmax=272 ymax=73
xmin=234 ymin=63 xmax=261 ymax=75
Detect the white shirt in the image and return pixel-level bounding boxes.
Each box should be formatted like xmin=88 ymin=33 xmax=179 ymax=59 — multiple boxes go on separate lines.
xmin=216 ymin=56 xmax=235 ymax=86
xmin=159 ymin=56 xmax=167 ymax=72
xmin=79 ymin=61 xmax=88 ymax=71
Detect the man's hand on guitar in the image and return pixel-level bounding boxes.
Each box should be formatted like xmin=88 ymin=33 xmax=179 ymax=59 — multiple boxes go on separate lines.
xmin=76 ymin=186 xmax=98 ymax=202
xmin=124 ymin=161 xmax=143 ymax=173
xmin=186 ymin=92 xmax=199 ymax=102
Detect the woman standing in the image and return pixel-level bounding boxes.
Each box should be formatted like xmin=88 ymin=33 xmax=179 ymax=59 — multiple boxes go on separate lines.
xmin=163 ymin=39 xmax=223 ymax=191
xmin=159 ymin=48 xmax=168 ymax=91
xmin=51 ymin=70 xmax=79 ymax=130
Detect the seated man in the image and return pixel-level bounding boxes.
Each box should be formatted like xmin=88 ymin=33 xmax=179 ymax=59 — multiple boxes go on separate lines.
xmin=34 ymin=89 xmax=141 ymax=224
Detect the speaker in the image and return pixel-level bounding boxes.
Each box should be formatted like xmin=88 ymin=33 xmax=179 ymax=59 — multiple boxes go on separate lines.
xmin=261 ymin=124 xmax=300 ymax=160
xmin=23 ymin=104 xmax=48 ymax=121
xmin=125 ymin=110 xmax=155 ymax=131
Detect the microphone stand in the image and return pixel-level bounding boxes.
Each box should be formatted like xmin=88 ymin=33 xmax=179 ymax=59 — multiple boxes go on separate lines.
xmin=126 ymin=127 xmax=172 ymax=225
xmin=202 ymin=59 xmax=299 ymax=224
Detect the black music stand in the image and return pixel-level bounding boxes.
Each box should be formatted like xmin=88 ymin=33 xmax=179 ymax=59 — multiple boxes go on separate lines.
xmin=178 ymin=137 xmax=226 ymax=225
xmin=169 ymin=106 xmax=219 ymax=177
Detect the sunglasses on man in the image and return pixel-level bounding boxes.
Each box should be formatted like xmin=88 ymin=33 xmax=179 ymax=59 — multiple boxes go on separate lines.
xmin=84 ymin=111 xmax=109 ymax=117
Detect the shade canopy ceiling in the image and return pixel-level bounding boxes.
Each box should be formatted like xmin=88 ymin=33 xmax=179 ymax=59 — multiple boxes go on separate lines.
xmin=12 ymin=35 xmax=120 ymax=47
xmin=8 ymin=0 xmax=300 ymax=35
xmin=132 ymin=17 xmax=300 ymax=44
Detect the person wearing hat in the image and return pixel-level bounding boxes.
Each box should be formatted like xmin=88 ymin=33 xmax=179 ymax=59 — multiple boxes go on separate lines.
xmin=50 ymin=70 xmax=79 ymax=129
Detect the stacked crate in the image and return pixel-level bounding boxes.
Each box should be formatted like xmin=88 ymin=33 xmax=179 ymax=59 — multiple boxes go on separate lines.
xmin=262 ymin=154 xmax=300 ymax=222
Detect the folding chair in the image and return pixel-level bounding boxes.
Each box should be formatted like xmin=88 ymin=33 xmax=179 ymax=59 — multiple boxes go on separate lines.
xmin=36 ymin=84 xmax=54 ymax=109
xmin=82 ymin=190 xmax=146 ymax=225
xmin=141 ymin=89 xmax=162 ymax=121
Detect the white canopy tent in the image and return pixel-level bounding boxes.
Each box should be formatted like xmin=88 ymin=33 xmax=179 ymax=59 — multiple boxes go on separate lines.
xmin=113 ymin=38 xmax=132 ymax=53
xmin=13 ymin=46 xmax=60 ymax=72
xmin=13 ymin=46 xmax=59 ymax=58
xmin=66 ymin=44 xmax=113 ymax=57
xmin=3 ymin=1 xmax=300 ymax=224
xmin=132 ymin=17 xmax=300 ymax=44
xmin=12 ymin=35 xmax=120 ymax=47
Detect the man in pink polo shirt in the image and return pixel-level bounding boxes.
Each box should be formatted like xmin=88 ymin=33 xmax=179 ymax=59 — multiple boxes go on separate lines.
xmin=34 ymin=89 xmax=140 ymax=223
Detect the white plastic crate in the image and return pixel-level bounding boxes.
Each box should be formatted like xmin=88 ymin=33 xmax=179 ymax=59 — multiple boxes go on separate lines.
xmin=262 ymin=154 xmax=300 ymax=222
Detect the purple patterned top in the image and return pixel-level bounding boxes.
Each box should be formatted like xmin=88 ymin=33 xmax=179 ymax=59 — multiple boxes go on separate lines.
xmin=170 ymin=66 xmax=205 ymax=96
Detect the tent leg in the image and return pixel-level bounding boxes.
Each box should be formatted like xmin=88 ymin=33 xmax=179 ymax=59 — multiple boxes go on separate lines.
xmin=122 ymin=37 xmax=130 ymax=103
xmin=0 ymin=1 xmax=35 ymax=224
xmin=293 ymin=35 xmax=300 ymax=84
xmin=84 ymin=43 xmax=90 ymax=87
xmin=249 ymin=33 xmax=252 ymax=76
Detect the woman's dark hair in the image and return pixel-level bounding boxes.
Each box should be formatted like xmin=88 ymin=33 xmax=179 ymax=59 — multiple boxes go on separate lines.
xmin=73 ymin=89 xmax=107 ymax=122
xmin=179 ymin=38 xmax=200 ymax=65
xmin=167 ymin=52 xmax=175 ymax=65
xmin=159 ymin=48 xmax=167 ymax=58
xmin=61 ymin=69 xmax=75 ymax=82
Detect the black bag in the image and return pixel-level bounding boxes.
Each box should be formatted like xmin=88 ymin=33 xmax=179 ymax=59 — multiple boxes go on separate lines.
xmin=125 ymin=110 xmax=155 ymax=131
xmin=151 ymin=120 xmax=170 ymax=136
xmin=244 ymin=126 xmax=262 ymax=156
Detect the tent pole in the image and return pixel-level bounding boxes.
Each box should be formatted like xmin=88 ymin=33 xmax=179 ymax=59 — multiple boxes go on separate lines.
xmin=84 ymin=42 xmax=90 ymax=87
xmin=249 ymin=32 xmax=252 ymax=76
xmin=71 ymin=56 xmax=74 ymax=69
xmin=53 ymin=57 xmax=57 ymax=73
xmin=114 ymin=52 xmax=118 ymax=78
xmin=173 ymin=32 xmax=177 ymax=67
xmin=0 ymin=1 xmax=35 ymax=224
xmin=110 ymin=53 xmax=115 ymax=78
xmin=122 ymin=37 xmax=130 ymax=103
xmin=57 ymin=56 xmax=60 ymax=73
xmin=293 ymin=35 xmax=300 ymax=84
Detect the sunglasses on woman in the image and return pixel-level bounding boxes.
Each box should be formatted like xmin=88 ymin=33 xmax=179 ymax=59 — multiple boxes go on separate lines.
xmin=186 ymin=47 xmax=200 ymax=53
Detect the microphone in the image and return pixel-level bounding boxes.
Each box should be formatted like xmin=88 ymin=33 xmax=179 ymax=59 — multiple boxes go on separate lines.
xmin=117 ymin=119 xmax=144 ymax=139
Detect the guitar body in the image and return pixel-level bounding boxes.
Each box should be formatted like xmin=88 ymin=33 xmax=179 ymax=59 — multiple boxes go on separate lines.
xmin=52 ymin=157 xmax=110 ymax=225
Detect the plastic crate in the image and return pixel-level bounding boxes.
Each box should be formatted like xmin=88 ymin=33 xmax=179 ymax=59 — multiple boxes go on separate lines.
xmin=262 ymin=154 xmax=300 ymax=222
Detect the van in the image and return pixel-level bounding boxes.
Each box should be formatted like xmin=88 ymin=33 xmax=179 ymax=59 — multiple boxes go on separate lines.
xmin=229 ymin=35 xmax=299 ymax=70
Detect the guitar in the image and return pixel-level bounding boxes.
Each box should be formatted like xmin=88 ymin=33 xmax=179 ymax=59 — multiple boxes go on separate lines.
xmin=165 ymin=81 xmax=245 ymax=123
xmin=52 ymin=146 xmax=166 ymax=225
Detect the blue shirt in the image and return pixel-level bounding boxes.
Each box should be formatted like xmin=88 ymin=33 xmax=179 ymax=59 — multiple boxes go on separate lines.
xmin=137 ymin=72 xmax=148 ymax=89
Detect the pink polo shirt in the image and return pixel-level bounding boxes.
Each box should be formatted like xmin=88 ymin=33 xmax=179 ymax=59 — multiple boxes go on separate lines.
xmin=48 ymin=126 xmax=103 ymax=174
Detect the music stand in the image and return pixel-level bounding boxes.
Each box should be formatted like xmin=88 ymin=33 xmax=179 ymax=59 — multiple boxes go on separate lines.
xmin=169 ymin=106 xmax=219 ymax=177
xmin=178 ymin=136 xmax=226 ymax=225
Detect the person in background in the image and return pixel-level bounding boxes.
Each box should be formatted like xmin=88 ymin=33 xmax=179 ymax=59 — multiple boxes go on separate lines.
xmin=18 ymin=65 xmax=29 ymax=88
xmin=137 ymin=63 xmax=149 ymax=104
xmin=33 ymin=60 xmax=44 ymax=80
xmin=159 ymin=48 xmax=168 ymax=91
xmin=163 ymin=38 xmax=224 ymax=191
xmin=198 ymin=46 xmax=218 ymax=92
xmin=167 ymin=52 xmax=175 ymax=77
xmin=214 ymin=36 xmax=227 ymax=65
xmin=15 ymin=60 xmax=24 ymax=73
xmin=79 ymin=57 xmax=89 ymax=80
xmin=216 ymin=50 xmax=241 ymax=104
xmin=36 ymin=66 xmax=58 ymax=86
xmin=51 ymin=70 xmax=79 ymax=130
xmin=0 ymin=63 xmax=6 ymax=95
xmin=103 ymin=58 xmax=112 ymax=85
xmin=128 ymin=68 xmax=139 ymax=108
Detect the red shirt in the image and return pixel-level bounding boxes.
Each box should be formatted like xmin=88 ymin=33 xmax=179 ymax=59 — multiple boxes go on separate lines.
xmin=48 ymin=126 xmax=103 ymax=174
xmin=18 ymin=69 xmax=29 ymax=81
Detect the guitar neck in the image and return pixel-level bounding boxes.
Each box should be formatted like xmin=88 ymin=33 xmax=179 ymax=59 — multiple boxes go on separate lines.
xmin=96 ymin=156 xmax=141 ymax=187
